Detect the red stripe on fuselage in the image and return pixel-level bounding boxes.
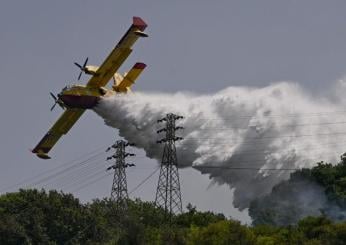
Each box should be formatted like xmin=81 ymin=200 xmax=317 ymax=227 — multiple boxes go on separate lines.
xmin=60 ymin=95 xmax=100 ymax=109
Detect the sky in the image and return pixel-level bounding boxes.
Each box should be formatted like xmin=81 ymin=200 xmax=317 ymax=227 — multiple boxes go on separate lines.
xmin=1 ymin=0 xmax=346 ymax=223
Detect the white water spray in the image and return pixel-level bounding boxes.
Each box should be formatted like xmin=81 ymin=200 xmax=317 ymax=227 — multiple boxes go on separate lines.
xmin=94 ymin=81 xmax=346 ymax=210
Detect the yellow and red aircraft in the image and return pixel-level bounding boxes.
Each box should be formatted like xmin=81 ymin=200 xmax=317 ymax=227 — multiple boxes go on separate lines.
xmin=32 ymin=16 xmax=148 ymax=159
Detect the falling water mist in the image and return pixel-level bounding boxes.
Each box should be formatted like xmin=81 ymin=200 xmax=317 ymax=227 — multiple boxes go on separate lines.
xmin=94 ymin=81 xmax=346 ymax=218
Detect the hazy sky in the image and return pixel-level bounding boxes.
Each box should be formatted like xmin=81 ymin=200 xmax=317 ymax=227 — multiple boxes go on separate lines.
xmin=1 ymin=0 xmax=346 ymax=223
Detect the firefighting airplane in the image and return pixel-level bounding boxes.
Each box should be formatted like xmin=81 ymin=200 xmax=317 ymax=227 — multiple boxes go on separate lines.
xmin=32 ymin=17 xmax=148 ymax=159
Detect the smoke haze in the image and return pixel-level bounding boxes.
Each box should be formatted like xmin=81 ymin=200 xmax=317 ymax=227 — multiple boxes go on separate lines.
xmin=94 ymin=81 xmax=346 ymax=210
xmin=249 ymin=170 xmax=346 ymax=226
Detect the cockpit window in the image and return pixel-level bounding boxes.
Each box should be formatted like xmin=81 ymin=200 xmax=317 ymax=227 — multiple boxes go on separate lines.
xmin=62 ymin=85 xmax=75 ymax=91
xmin=62 ymin=86 xmax=69 ymax=91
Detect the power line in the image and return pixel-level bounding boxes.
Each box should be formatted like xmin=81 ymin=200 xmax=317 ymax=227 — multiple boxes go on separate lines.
xmin=189 ymin=121 xmax=346 ymax=130
xmin=29 ymin=152 xmax=105 ymax=188
xmin=56 ymin=168 xmax=107 ymax=191
xmin=129 ymin=167 xmax=160 ymax=196
xmin=193 ymin=165 xmax=300 ymax=171
xmin=193 ymin=110 xmax=346 ymax=120
xmin=0 ymin=150 xmax=106 ymax=193
xmin=190 ymin=156 xmax=331 ymax=167
xmin=178 ymin=135 xmax=346 ymax=148
xmin=133 ymin=141 xmax=346 ymax=156
xmin=69 ymin=171 xmax=113 ymax=193
xmin=184 ymin=131 xmax=346 ymax=141
xmin=43 ymin=158 xmax=105 ymax=189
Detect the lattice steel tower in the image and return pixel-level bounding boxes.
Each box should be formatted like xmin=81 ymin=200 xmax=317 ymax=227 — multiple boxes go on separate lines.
xmin=106 ymin=140 xmax=135 ymax=213
xmin=155 ymin=113 xmax=183 ymax=216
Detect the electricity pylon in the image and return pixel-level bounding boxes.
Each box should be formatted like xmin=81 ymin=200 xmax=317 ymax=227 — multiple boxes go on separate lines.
xmin=155 ymin=113 xmax=183 ymax=219
xmin=106 ymin=140 xmax=135 ymax=214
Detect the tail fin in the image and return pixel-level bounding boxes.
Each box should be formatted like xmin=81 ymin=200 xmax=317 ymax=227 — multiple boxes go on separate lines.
xmin=112 ymin=73 xmax=124 ymax=87
xmin=113 ymin=62 xmax=146 ymax=93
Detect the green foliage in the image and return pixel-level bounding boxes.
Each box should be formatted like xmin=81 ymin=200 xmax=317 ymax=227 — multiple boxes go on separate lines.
xmin=175 ymin=203 xmax=226 ymax=227
xmin=311 ymin=157 xmax=346 ymax=207
xmin=0 ymin=213 xmax=30 ymax=245
xmin=186 ymin=220 xmax=268 ymax=245
xmin=249 ymin=155 xmax=346 ymax=226
xmin=0 ymin=189 xmax=114 ymax=244
xmin=1 ymin=189 xmax=346 ymax=244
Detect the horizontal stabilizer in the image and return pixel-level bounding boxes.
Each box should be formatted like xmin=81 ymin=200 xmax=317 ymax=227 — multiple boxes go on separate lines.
xmin=113 ymin=62 xmax=147 ymax=93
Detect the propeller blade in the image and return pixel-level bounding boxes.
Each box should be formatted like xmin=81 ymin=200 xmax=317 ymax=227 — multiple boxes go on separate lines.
xmin=83 ymin=57 xmax=88 ymax=68
xmin=75 ymin=57 xmax=89 ymax=80
xmin=57 ymin=101 xmax=65 ymax=110
xmin=50 ymin=92 xmax=57 ymax=101
xmin=78 ymin=71 xmax=83 ymax=80
xmin=74 ymin=57 xmax=89 ymax=80
xmin=50 ymin=102 xmax=57 ymax=111
xmin=74 ymin=62 xmax=82 ymax=69
xmin=49 ymin=91 xmax=65 ymax=111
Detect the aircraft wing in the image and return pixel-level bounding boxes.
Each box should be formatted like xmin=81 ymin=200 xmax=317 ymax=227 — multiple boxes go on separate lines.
xmin=32 ymin=108 xmax=85 ymax=159
xmin=86 ymin=16 xmax=147 ymax=88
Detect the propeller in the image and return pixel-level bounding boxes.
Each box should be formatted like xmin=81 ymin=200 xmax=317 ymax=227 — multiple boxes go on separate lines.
xmin=50 ymin=92 xmax=64 ymax=111
xmin=74 ymin=57 xmax=89 ymax=80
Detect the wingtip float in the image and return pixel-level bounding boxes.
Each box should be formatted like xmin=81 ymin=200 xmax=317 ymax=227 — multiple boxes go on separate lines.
xmin=32 ymin=16 xmax=148 ymax=160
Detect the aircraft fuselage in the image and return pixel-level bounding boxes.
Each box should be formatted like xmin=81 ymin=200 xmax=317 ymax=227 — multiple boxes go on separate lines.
xmin=58 ymin=85 xmax=114 ymax=109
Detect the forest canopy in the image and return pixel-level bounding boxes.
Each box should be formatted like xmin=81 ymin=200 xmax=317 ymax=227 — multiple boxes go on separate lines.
xmin=1 ymin=188 xmax=346 ymax=244
xmin=249 ymin=154 xmax=346 ymax=226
